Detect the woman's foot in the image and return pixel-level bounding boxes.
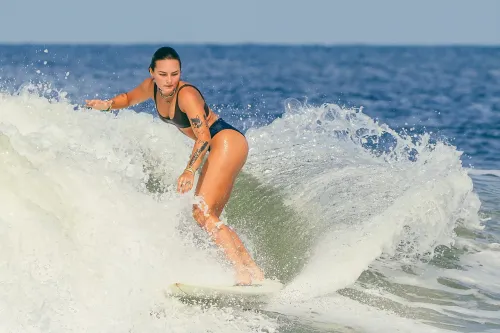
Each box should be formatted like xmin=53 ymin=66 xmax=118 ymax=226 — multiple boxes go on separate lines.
xmin=247 ymin=265 xmax=265 ymax=282
xmin=235 ymin=267 xmax=253 ymax=286
xmin=246 ymin=260 xmax=264 ymax=282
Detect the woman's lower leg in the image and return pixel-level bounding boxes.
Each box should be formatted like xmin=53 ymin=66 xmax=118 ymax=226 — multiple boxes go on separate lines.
xmin=201 ymin=214 xmax=254 ymax=284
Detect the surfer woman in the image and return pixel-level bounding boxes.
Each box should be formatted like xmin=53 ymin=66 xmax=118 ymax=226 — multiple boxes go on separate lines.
xmin=85 ymin=46 xmax=264 ymax=285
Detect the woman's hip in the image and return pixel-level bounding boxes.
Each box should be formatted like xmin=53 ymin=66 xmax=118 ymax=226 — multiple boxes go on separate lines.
xmin=208 ymin=118 xmax=248 ymax=153
xmin=209 ymin=118 xmax=244 ymax=139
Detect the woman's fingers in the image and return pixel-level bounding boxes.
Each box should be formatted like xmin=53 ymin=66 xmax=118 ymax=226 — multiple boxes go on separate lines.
xmin=178 ymin=180 xmax=192 ymax=193
xmin=177 ymin=177 xmax=183 ymax=192
xmin=84 ymin=99 xmax=107 ymax=110
xmin=85 ymin=100 xmax=98 ymax=108
xmin=177 ymin=175 xmax=194 ymax=193
xmin=183 ymin=180 xmax=193 ymax=193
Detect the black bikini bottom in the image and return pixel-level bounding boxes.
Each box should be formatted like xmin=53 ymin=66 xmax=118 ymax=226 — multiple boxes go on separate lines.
xmin=208 ymin=118 xmax=244 ymax=152
xmin=209 ymin=118 xmax=244 ymax=138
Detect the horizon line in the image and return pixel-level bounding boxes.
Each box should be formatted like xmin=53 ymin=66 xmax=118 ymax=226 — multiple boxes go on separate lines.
xmin=0 ymin=41 xmax=499 ymax=48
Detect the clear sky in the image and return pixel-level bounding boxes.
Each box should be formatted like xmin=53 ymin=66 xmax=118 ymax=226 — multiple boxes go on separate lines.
xmin=1 ymin=0 xmax=499 ymax=45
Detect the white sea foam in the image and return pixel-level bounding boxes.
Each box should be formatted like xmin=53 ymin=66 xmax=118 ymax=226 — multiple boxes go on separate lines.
xmin=0 ymin=90 xmax=492 ymax=332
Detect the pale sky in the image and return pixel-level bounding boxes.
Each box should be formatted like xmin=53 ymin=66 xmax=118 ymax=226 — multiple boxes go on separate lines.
xmin=1 ymin=0 xmax=499 ymax=45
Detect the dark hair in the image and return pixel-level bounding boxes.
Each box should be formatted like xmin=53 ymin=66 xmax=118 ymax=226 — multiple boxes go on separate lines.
xmin=149 ymin=47 xmax=182 ymax=70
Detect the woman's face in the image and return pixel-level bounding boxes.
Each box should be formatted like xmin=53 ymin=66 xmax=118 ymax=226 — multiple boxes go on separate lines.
xmin=150 ymin=59 xmax=181 ymax=94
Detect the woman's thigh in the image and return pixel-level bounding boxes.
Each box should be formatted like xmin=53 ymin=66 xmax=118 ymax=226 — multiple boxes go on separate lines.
xmin=194 ymin=129 xmax=248 ymax=216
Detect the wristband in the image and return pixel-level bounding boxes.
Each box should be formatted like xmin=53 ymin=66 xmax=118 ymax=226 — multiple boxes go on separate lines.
xmin=185 ymin=167 xmax=195 ymax=175
xmin=104 ymin=100 xmax=113 ymax=111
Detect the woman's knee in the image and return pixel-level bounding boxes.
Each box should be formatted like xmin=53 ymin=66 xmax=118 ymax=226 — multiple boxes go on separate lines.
xmin=192 ymin=204 xmax=224 ymax=233
xmin=192 ymin=203 xmax=208 ymax=227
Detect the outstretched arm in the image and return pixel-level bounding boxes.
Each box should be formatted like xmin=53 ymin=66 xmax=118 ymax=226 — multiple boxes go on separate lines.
xmin=85 ymin=78 xmax=154 ymax=110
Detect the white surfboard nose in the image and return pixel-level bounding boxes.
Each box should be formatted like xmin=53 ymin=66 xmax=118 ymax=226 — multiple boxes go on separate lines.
xmin=166 ymin=278 xmax=284 ymax=305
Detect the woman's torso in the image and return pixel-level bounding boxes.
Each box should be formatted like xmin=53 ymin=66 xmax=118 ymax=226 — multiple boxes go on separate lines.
xmin=153 ymin=80 xmax=219 ymax=140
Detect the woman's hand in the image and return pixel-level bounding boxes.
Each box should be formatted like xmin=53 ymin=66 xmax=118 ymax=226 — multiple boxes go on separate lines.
xmin=177 ymin=169 xmax=195 ymax=194
xmin=85 ymin=99 xmax=113 ymax=111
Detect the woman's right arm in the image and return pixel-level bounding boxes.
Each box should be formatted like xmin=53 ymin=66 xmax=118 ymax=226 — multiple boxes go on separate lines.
xmin=85 ymin=78 xmax=154 ymax=111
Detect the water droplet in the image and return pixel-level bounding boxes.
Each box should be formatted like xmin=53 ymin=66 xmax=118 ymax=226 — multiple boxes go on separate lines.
xmin=284 ymin=98 xmax=302 ymax=114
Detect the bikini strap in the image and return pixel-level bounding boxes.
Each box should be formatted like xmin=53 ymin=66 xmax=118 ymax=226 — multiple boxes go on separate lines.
xmin=176 ymin=84 xmax=206 ymax=101
xmin=153 ymin=82 xmax=158 ymax=103
xmin=175 ymin=84 xmax=207 ymax=116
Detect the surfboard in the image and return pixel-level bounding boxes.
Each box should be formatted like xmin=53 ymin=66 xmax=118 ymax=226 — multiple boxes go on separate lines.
xmin=166 ymin=279 xmax=284 ymax=306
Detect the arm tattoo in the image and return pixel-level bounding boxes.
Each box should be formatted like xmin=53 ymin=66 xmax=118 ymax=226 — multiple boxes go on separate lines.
xmin=188 ymin=141 xmax=209 ymax=167
xmin=190 ymin=116 xmax=202 ymax=128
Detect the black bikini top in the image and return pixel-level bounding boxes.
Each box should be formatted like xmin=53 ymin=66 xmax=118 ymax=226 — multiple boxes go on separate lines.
xmin=153 ymin=83 xmax=210 ymax=128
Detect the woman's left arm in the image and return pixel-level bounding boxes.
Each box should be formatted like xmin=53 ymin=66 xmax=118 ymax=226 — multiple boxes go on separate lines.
xmin=176 ymin=87 xmax=212 ymax=193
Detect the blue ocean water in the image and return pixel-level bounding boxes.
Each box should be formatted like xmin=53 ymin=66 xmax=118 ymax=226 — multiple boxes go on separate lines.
xmin=0 ymin=44 xmax=499 ymax=333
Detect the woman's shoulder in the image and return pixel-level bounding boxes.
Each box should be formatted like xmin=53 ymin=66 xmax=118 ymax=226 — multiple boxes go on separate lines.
xmin=143 ymin=77 xmax=155 ymax=88
xmin=177 ymin=82 xmax=206 ymax=107
xmin=138 ymin=78 xmax=156 ymax=97
xmin=179 ymin=81 xmax=195 ymax=89
xmin=178 ymin=81 xmax=203 ymax=96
